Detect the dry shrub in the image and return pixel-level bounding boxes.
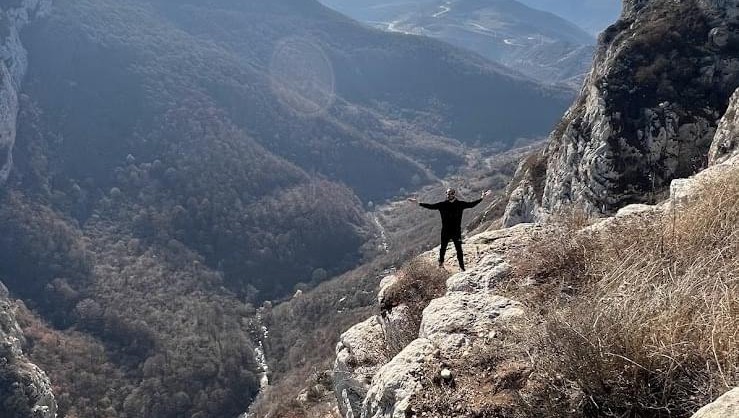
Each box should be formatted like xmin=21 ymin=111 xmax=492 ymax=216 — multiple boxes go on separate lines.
xmin=409 ymin=325 xmax=542 ymax=418
xmin=510 ymin=206 xmax=599 ymax=306
xmin=537 ymin=169 xmax=739 ymax=416
xmin=380 ymin=259 xmax=449 ymax=355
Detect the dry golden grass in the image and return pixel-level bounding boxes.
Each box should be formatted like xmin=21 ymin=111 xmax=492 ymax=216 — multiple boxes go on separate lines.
xmin=512 ymin=168 xmax=739 ymax=416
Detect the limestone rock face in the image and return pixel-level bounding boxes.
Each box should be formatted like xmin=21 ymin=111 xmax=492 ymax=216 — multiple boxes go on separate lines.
xmin=420 ymin=293 xmax=523 ymax=354
xmin=360 ymin=338 xmax=437 ymax=418
xmin=334 ymin=316 xmax=389 ymax=418
xmin=690 ymin=388 xmax=739 ymax=418
xmin=0 ymin=0 xmax=52 ymax=186
xmin=710 ymin=88 xmax=739 ymax=165
xmin=333 ymin=223 xmax=537 ymax=418
xmin=445 ymin=254 xmax=510 ymax=293
xmin=505 ymin=0 xmax=739 ymax=224
xmin=0 ymin=282 xmax=57 ymax=418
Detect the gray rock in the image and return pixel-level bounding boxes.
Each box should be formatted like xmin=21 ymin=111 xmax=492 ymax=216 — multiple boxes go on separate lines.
xmin=446 ymin=254 xmax=510 ymax=293
xmin=334 ymin=316 xmax=390 ymax=418
xmin=0 ymin=286 xmax=57 ymax=418
xmin=0 ymin=0 xmax=53 ymax=186
xmin=420 ymin=293 xmax=524 ymax=354
xmin=691 ymin=388 xmax=739 ymax=418
xmin=615 ymin=204 xmax=658 ymax=218
xmin=376 ymin=275 xmax=398 ymax=307
xmin=503 ymin=0 xmax=739 ymax=224
xmin=709 ymin=88 xmax=739 ymax=165
xmin=502 ymin=157 xmax=545 ymax=227
xmin=360 ymin=338 xmax=436 ymax=418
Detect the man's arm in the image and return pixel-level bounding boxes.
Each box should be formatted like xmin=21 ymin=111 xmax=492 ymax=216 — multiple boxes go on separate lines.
xmin=462 ymin=190 xmax=492 ymax=209
xmin=462 ymin=198 xmax=483 ymax=209
xmin=420 ymin=201 xmax=444 ymax=209
xmin=407 ymin=198 xmax=443 ymax=209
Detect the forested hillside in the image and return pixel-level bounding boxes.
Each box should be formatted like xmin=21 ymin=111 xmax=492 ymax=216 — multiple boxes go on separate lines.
xmin=0 ymin=0 xmax=573 ymax=416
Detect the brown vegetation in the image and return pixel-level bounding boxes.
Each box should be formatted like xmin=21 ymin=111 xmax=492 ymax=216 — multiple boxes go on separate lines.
xmin=508 ymin=168 xmax=739 ymax=416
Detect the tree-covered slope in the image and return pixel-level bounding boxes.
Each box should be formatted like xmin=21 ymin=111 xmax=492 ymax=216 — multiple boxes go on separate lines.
xmin=0 ymin=1 xmax=574 ymax=416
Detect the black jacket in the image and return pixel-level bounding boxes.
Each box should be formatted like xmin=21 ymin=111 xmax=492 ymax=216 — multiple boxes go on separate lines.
xmin=420 ymin=198 xmax=482 ymax=238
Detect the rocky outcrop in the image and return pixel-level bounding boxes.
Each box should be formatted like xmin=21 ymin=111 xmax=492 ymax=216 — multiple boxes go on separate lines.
xmin=690 ymin=388 xmax=739 ymax=418
xmin=334 ymin=315 xmax=389 ymax=418
xmin=710 ymin=88 xmax=739 ymax=165
xmin=503 ymin=0 xmax=739 ymax=225
xmin=0 ymin=282 xmax=57 ymax=418
xmin=333 ymin=225 xmax=537 ymax=418
xmin=0 ymin=0 xmax=52 ymax=186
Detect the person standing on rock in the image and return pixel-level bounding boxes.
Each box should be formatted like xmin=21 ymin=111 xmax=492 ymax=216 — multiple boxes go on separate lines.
xmin=408 ymin=188 xmax=491 ymax=271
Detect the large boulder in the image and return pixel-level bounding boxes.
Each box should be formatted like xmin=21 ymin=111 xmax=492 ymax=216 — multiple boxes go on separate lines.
xmin=420 ymin=293 xmax=524 ymax=354
xmin=334 ymin=316 xmax=389 ymax=418
xmin=710 ymin=88 xmax=739 ymax=165
xmin=360 ymin=338 xmax=436 ymax=418
xmin=691 ymin=388 xmax=739 ymax=418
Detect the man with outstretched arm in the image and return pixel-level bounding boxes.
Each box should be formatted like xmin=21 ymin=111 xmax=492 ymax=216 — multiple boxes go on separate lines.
xmin=408 ymin=188 xmax=492 ymax=271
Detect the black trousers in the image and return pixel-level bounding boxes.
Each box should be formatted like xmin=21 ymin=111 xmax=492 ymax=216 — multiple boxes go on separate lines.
xmin=439 ymin=235 xmax=465 ymax=270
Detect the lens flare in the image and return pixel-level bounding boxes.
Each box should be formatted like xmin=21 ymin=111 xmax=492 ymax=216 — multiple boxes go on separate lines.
xmin=268 ymin=37 xmax=336 ymax=117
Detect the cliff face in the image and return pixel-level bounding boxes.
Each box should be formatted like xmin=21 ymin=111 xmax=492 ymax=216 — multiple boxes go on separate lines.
xmin=503 ymin=0 xmax=739 ymax=225
xmin=709 ymin=87 xmax=739 ymax=164
xmin=0 ymin=0 xmax=51 ymax=186
xmin=0 ymin=282 xmax=57 ymax=418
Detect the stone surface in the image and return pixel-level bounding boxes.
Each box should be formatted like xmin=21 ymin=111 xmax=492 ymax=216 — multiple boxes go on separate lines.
xmin=376 ymin=275 xmax=398 ymax=307
xmin=360 ymin=338 xmax=436 ymax=418
xmin=420 ymin=293 xmax=524 ymax=354
xmin=446 ymin=254 xmax=510 ymax=293
xmin=502 ymin=160 xmax=543 ymax=227
xmin=0 ymin=285 xmax=57 ymax=418
xmin=0 ymin=0 xmax=52 ymax=186
xmin=691 ymin=388 xmax=739 ymax=418
xmin=334 ymin=316 xmax=389 ymax=418
xmin=710 ymin=88 xmax=739 ymax=165
xmin=504 ymin=0 xmax=739 ymax=224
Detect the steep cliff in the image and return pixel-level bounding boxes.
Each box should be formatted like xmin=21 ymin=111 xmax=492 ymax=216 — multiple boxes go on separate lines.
xmin=0 ymin=282 xmax=57 ymax=418
xmin=0 ymin=0 xmax=51 ymax=186
xmin=503 ymin=0 xmax=739 ymax=225
xmin=709 ymin=87 xmax=739 ymax=164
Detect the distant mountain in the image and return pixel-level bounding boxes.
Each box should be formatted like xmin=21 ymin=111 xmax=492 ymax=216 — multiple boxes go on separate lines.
xmin=517 ymin=0 xmax=622 ymax=35
xmin=320 ymin=0 xmax=597 ymax=87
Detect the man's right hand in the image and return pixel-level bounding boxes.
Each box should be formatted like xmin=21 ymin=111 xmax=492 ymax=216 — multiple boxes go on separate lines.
xmin=407 ymin=197 xmax=419 ymax=204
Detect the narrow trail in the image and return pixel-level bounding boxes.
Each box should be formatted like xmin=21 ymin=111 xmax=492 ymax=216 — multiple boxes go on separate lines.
xmin=432 ymin=1 xmax=452 ymax=18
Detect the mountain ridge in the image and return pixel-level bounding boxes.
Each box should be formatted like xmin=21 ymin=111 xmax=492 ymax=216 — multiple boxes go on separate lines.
xmin=320 ymin=0 xmax=600 ymax=86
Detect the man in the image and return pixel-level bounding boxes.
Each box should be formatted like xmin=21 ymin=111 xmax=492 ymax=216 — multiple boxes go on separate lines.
xmin=408 ymin=188 xmax=492 ymax=271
